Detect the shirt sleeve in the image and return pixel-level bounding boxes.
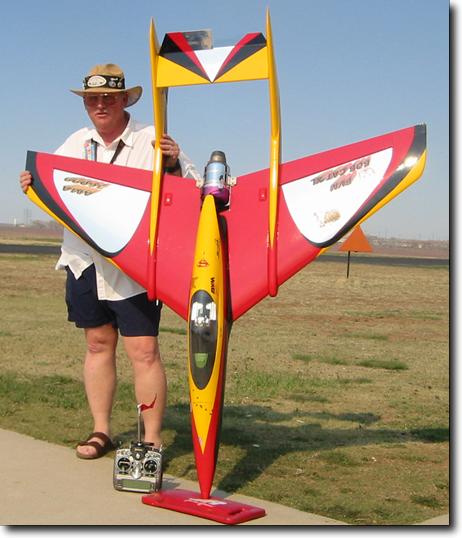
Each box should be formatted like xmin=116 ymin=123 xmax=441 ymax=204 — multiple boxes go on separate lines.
xmin=179 ymin=150 xmax=203 ymax=182
xmin=54 ymin=128 xmax=90 ymax=158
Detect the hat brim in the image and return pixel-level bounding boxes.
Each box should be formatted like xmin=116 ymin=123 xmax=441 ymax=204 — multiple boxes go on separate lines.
xmin=70 ymin=85 xmax=142 ymax=107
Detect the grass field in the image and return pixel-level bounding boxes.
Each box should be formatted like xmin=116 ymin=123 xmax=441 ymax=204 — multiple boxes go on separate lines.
xmin=0 ymin=252 xmax=449 ymax=525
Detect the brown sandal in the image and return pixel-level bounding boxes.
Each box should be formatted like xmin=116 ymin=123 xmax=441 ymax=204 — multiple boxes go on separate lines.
xmin=76 ymin=432 xmax=115 ymax=460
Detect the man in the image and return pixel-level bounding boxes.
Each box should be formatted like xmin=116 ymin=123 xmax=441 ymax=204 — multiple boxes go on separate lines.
xmin=20 ymin=64 xmax=200 ymax=459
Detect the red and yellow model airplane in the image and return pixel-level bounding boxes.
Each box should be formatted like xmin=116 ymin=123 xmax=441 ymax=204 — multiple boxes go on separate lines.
xmin=25 ymin=11 xmax=426 ymax=524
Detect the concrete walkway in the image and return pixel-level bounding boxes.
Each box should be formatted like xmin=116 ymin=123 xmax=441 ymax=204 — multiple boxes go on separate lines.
xmin=1 ymin=429 xmax=448 ymax=526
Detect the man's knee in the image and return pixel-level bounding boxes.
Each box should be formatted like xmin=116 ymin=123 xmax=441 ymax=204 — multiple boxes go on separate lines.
xmin=85 ymin=325 xmax=118 ymax=355
xmin=125 ymin=336 xmax=161 ymax=367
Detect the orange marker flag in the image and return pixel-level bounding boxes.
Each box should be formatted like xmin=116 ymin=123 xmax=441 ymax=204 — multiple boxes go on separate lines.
xmin=339 ymin=225 xmax=373 ymax=253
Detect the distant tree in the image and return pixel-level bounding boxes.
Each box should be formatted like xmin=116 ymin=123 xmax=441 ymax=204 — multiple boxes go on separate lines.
xmin=46 ymin=221 xmax=61 ymax=232
xmin=30 ymin=219 xmax=61 ymax=231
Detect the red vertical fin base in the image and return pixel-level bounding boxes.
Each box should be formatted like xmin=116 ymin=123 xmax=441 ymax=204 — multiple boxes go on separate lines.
xmin=267 ymin=244 xmax=278 ymax=297
xmin=147 ymin=251 xmax=157 ymax=301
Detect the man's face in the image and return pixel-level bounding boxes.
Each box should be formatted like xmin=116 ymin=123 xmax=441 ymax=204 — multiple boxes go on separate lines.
xmin=83 ymin=92 xmax=128 ymax=133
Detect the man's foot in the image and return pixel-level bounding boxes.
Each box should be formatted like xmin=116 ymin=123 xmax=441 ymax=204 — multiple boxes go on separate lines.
xmin=144 ymin=437 xmax=163 ymax=450
xmin=76 ymin=432 xmax=115 ymax=459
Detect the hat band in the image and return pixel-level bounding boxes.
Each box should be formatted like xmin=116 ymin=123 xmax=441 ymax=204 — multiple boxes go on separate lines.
xmin=83 ymin=75 xmax=125 ymax=90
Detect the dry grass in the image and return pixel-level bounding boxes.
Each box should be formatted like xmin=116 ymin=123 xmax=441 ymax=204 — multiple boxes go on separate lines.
xmin=0 ymin=252 xmax=449 ymax=524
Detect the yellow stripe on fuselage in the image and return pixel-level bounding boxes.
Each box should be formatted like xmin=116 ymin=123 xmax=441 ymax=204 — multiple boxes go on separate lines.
xmin=188 ymin=195 xmax=226 ymax=453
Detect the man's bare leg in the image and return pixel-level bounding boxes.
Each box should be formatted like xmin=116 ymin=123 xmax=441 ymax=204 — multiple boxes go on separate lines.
xmin=76 ymin=323 xmax=118 ymax=457
xmin=123 ymin=335 xmax=166 ymax=448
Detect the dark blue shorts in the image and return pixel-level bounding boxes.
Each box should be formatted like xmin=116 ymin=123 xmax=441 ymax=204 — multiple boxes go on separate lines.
xmin=65 ymin=265 xmax=162 ymax=337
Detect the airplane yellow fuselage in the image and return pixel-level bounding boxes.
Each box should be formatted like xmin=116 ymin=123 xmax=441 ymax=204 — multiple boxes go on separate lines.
xmin=187 ymin=194 xmax=229 ymax=498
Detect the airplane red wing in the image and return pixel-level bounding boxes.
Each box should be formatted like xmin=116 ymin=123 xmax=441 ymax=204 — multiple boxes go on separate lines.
xmin=26 ymin=151 xmax=200 ymax=319
xmin=224 ymin=124 xmax=426 ymax=320
xmin=155 ymin=176 xmax=200 ymax=318
xmin=27 ymin=152 xmax=152 ymax=289
xmin=25 ymin=123 xmax=426 ymax=322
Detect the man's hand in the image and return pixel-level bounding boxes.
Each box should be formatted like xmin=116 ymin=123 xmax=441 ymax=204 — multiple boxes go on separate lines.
xmin=158 ymin=134 xmax=180 ymax=168
xmin=20 ymin=171 xmax=32 ymax=193
xmin=151 ymin=134 xmax=182 ymax=176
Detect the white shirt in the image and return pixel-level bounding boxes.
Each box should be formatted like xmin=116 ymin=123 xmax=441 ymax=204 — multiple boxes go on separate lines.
xmin=55 ymin=115 xmax=201 ymax=300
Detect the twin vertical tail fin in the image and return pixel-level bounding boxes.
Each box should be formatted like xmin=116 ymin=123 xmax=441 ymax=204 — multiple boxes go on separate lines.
xmin=149 ymin=10 xmax=281 ymax=300
xmin=156 ymin=30 xmax=269 ymax=86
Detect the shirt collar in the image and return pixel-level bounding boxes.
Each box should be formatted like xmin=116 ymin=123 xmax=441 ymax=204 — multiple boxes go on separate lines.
xmin=86 ymin=114 xmax=135 ymax=149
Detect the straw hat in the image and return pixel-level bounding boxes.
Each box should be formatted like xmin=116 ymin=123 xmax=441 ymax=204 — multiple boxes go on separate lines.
xmin=70 ymin=64 xmax=142 ymax=107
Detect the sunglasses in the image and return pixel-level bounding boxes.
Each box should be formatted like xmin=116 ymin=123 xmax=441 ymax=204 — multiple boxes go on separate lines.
xmin=83 ymin=93 xmax=121 ymax=106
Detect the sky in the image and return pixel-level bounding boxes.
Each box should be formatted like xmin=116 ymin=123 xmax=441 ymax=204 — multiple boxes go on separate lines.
xmin=0 ymin=0 xmax=450 ymax=240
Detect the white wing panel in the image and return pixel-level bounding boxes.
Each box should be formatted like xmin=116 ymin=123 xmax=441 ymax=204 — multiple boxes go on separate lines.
xmin=54 ymin=170 xmax=150 ymax=253
xmin=282 ymin=148 xmax=393 ymax=244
